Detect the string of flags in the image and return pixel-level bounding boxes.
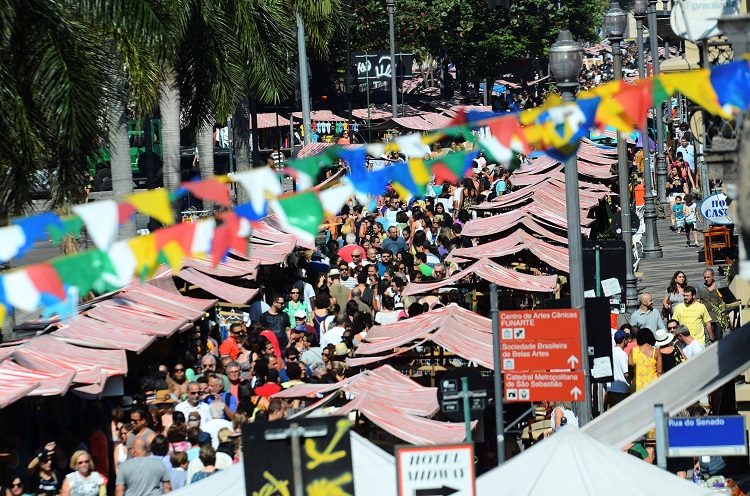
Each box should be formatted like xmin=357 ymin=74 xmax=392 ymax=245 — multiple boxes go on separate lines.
xmin=1 ymin=57 xmax=750 ymax=320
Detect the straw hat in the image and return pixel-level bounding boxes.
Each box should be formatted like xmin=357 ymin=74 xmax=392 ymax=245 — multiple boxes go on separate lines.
xmin=654 ymin=329 xmax=674 ymax=348
xmin=152 ymin=390 xmax=175 ymax=405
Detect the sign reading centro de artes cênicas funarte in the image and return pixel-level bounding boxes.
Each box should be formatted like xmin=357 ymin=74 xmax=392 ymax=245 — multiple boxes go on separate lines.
xmin=499 ymin=309 xmax=585 ymax=403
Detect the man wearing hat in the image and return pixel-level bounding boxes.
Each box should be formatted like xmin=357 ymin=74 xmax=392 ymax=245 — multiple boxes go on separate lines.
xmin=606 ymin=329 xmax=630 ymax=410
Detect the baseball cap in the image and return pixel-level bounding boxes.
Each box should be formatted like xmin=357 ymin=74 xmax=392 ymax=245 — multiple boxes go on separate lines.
xmin=614 ymin=330 xmax=629 ymax=343
xmin=294 ymin=310 xmax=306 ymax=319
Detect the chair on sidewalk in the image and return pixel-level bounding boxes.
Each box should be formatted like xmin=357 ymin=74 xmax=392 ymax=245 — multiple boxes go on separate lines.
xmin=702 ymin=225 xmax=732 ymax=266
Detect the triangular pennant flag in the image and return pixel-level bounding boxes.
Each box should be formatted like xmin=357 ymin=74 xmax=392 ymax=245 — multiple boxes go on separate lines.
xmin=103 ymin=240 xmax=137 ymax=287
xmin=73 ymin=200 xmax=119 ymax=250
xmin=319 ymin=184 xmax=355 ymax=217
xmin=118 ymin=203 xmax=137 ymax=224
xmin=1 ymin=269 xmax=41 ymax=311
xmin=191 ymin=218 xmax=216 ymax=255
xmin=231 ymin=168 xmax=281 ymax=216
xmin=661 ymin=70 xmax=730 ymax=118
xmin=710 ymin=59 xmax=750 ymax=114
xmin=272 ymin=191 xmax=324 ymax=244
xmin=428 ymin=150 xmax=478 ymax=184
xmin=126 ymin=189 xmax=175 ymax=226
xmin=12 ymin=213 xmax=63 ymax=258
xmin=154 ymin=222 xmax=197 ymax=253
xmin=393 ymin=133 xmax=431 ymax=157
xmin=0 ymin=225 xmax=27 ymax=263
xmin=41 ymin=285 xmax=78 ymax=321
xmin=288 ymin=155 xmax=332 ymax=191
xmin=47 ymin=216 xmax=84 ymax=244
xmin=50 ymin=250 xmax=117 ymax=296
xmin=181 ymin=178 xmax=231 ymax=207
xmin=212 ymin=213 xmax=239 ymax=264
xmin=128 ymin=234 xmax=159 ymax=278
xmin=27 ymin=263 xmax=66 ymax=302
xmin=160 ymin=240 xmax=188 ymax=269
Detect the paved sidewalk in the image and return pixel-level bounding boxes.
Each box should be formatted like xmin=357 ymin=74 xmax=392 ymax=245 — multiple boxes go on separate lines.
xmin=636 ymin=215 xmax=723 ymax=302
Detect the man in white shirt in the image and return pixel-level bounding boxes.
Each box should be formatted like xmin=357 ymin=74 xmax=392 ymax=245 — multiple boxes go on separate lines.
xmin=174 ymin=382 xmax=211 ymax=425
xmin=201 ymin=401 xmax=233 ymax=449
xmin=606 ymin=330 xmax=630 ymax=410
xmin=321 ymin=315 xmax=347 ymax=348
xmin=676 ymin=135 xmax=695 ymax=173
xmin=676 ymin=325 xmax=704 ymax=359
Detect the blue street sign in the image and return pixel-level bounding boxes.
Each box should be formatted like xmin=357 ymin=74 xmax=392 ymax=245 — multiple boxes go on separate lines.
xmin=667 ymin=416 xmax=748 ymax=457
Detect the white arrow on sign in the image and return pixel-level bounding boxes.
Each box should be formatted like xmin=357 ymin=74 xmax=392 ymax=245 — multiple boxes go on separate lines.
xmin=567 ymin=355 xmax=579 ymax=368
xmin=570 ymin=387 xmax=582 ymax=400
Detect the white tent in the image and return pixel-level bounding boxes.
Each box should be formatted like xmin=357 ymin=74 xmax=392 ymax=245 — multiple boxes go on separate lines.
xmin=456 ymin=427 xmax=713 ymax=496
xmin=172 ymin=431 xmax=396 ymax=496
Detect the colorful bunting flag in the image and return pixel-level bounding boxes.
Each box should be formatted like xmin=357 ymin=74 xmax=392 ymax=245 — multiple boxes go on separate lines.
xmin=180 ymin=178 xmax=231 ymax=207
xmin=126 ymin=189 xmax=175 ymax=226
xmin=73 ymin=200 xmax=119 ymax=251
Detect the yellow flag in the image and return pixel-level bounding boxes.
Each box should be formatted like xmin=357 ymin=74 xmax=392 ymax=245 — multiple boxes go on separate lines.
xmin=660 ymin=70 xmax=731 ymax=119
xmin=0 ymin=303 xmax=6 ymax=326
xmin=160 ymin=240 xmax=187 ymax=269
xmin=128 ymin=234 xmax=158 ymax=277
xmin=125 ymin=189 xmax=175 ymax=226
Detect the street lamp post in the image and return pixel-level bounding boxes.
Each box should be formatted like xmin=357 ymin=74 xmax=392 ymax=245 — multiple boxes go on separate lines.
xmin=648 ymin=0 xmax=668 ymax=207
xmin=549 ymin=28 xmax=592 ymax=425
xmin=605 ymin=2 xmax=639 ymax=311
xmin=386 ymin=0 xmax=398 ymax=118
xmin=634 ymin=0 xmax=663 ymax=259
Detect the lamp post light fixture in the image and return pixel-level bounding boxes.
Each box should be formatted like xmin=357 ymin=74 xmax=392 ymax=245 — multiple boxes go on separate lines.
xmin=605 ymin=2 xmax=640 ymax=311
xmin=634 ymin=0 xmax=663 ymax=260
xmin=386 ymin=0 xmax=398 ymax=118
xmin=648 ymin=0 xmax=668 ymax=207
xmin=549 ymin=28 xmax=592 ymax=426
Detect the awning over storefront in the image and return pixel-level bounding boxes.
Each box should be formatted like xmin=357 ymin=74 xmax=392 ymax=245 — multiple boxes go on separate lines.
xmin=248 ymin=113 xmax=291 ymax=129
xmin=85 ymin=302 xmax=189 ymax=336
xmin=296 ymin=142 xmax=361 ymax=159
xmin=0 ymin=360 xmax=76 ymax=397
xmin=292 ymin=110 xmax=347 ymax=122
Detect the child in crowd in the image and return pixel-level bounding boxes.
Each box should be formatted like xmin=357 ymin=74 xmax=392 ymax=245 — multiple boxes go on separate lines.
xmin=671 ymin=195 xmax=685 ymax=234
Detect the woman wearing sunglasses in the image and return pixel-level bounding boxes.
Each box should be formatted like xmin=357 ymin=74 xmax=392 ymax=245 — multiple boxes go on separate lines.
xmin=59 ymin=450 xmax=106 ymax=496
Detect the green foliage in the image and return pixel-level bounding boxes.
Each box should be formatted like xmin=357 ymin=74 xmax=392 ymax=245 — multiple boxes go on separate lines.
xmin=349 ymin=0 xmax=608 ymax=83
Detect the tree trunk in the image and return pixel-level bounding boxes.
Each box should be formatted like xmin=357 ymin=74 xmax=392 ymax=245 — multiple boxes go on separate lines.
xmin=233 ymin=96 xmax=251 ymax=205
xmin=196 ymin=122 xmax=215 ymax=211
xmin=109 ymin=105 xmax=135 ymax=239
xmin=159 ymin=69 xmax=182 ymax=192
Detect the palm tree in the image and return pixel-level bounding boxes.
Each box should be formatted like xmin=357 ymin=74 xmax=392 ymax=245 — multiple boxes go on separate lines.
xmin=0 ymin=0 xmax=114 ymax=217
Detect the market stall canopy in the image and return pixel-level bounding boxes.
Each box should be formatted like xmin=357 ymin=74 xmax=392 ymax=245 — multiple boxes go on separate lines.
xmin=54 ymin=316 xmax=157 ymax=353
xmin=351 ymin=104 xmax=424 ymax=121
xmin=456 ymin=211 xmax=573 ymax=243
xmin=292 ymin=110 xmax=346 ymax=122
xmin=447 ymin=229 xmax=569 ymax=272
xmin=248 ymin=113 xmax=291 ymax=129
xmin=349 ymin=304 xmax=493 ymax=368
xmin=403 ymin=258 xmax=557 ymax=296
xmin=336 ymin=393 xmax=476 ymax=446
xmin=117 ymin=280 xmax=217 ymax=321
xmin=455 ymin=427 xmax=712 ymax=496
xmin=273 ymin=365 xmax=438 ymax=417
xmin=167 ymin=267 xmax=258 ymax=304
xmin=0 ymin=361 xmax=74 ymax=398
xmin=9 ymin=335 xmax=126 ymax=394
xmin=364 ymin=113 xmax=452 ymax=132
xmin=86 ymin=301 xmax=189 ymax=336
xmin=296 ymin=142 xmax=361 ymax=159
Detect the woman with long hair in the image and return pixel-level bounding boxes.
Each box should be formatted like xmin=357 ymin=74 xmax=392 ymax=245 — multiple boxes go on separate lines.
xmin=113 ymin=424 xmax=133 ymax=475
xmin=662 ymin=271 xmax=687 ymax=318
xmin=27 ymin=442 xmax=60 ymax=496
xmin=628 ymin=328 xmax=662 ymax=392
xmin=59 ymin=451 xmax=106 ymax=496
xmin=308 ymin=292 xmax=331 ymax=337
xmin=236 ymin=336 xmax=257 ymax=382
xmin=190 ymin=446 xmax=220 ymax=483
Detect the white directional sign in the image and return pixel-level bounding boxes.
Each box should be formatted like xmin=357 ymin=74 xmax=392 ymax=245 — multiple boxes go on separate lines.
xmin=396 ymin=444 xmax=475 ymax=496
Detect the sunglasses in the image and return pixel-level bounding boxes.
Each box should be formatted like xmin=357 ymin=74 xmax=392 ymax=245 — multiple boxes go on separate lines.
xmin=290 ymin=291 xmax=300 ymax=294
xmin=667 ymin=326 xmax=677 ymax=330
xmin=174 ymin=368 xmax=185 ymax=372
xmin=77 ymin=460 xmax=91 ymax=465
xmin=11 ymin=483 xmax=22 ymax=488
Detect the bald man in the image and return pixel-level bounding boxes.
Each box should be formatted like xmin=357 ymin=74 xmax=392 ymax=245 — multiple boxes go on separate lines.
xmin=116 ymin=437 xmax=172 ymax=496
xmin=630 ymin=293 xmax=666 ymax=332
